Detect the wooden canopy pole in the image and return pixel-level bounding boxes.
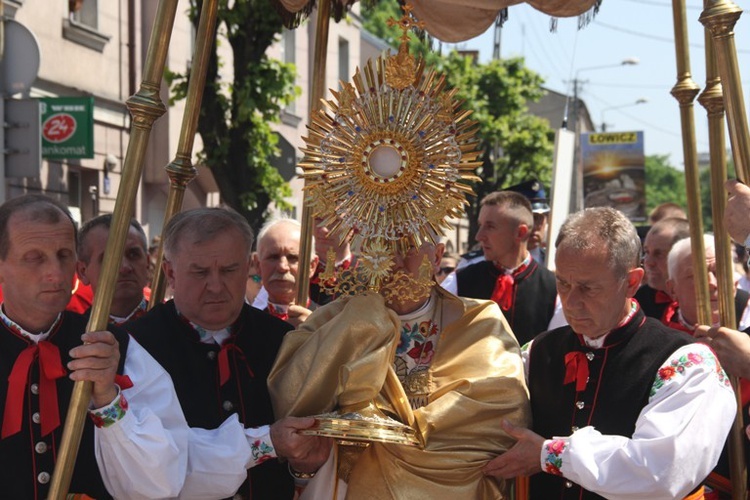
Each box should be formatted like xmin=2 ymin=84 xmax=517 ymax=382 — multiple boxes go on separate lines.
xmin=700 ymin=2 xmax=750 ymax=497
xmin=148 ymin=0 xmax=221 ymax=306
xmin=296 ymin=0 xmax=332 ymax=307
xmin=48 ymin=0 xmax=181 ymax=496
xmin=670 ymin=0 xmax=711 ymax=325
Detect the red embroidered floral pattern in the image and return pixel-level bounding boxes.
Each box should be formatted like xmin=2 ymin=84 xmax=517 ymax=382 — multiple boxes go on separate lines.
xmin=251 ymin=438 xmax=274 ymax=465
xmin=651 ymin=349 xmax=730 ymax=397
xmin=89 ymin=393 xmax=128 ymax=428
xmin=407 ymin=340 xmax=434 ymax=365
xmin=543 ymin=439 xmax=568 ymax=476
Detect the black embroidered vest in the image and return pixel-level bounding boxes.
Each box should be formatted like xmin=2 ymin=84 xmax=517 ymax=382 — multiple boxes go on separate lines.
xmin=0 ymin=312 xmax=129 ymax=499
xmin=528 ymin=310 xmax=694 ymax=499
xmin=457 ymin=258 xmax=557 ymax=345
xmin=128 ymin=301 xmax=295 ymax=500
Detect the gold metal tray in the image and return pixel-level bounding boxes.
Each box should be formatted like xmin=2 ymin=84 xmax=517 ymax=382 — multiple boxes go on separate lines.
xmin=300 ymin=408 xmax=420 ymax=447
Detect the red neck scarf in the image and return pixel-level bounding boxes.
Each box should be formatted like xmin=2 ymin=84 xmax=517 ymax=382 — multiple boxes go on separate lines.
xmin=655 ymin=290 xmax=673 ymax=304
xmin=661 ymin=303 xmax=689 ymax=334
xmin=563 ymin=351 xmax=589 ymax=392
xmin=564 ymin=300 xmax=640 ymax=393
xmin=267 ymin=302 xmax=290 ymax=321
xmin=2 ymin=340 xmax=66 ymax=438
xmin=490 ymin=257 xmax=531 ymax=311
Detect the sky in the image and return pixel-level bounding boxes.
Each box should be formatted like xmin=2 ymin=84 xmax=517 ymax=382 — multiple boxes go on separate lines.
xmin=439 ymin=0 xmax=750 ymax=170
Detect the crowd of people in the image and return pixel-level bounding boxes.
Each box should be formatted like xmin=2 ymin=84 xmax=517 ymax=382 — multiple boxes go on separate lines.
xmin=3 ymin=176 xmax=750 ymax=498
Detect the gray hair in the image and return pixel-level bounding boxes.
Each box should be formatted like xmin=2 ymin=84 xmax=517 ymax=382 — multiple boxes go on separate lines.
xmin=256 ymin=218 xmax=315 ymax=255
xmin=667 ymin=234 xmax=714 ymax=281
xmin=555 ymin=207 xmax=641 ymax=279
xmin=163 ymin=207 xmax=254 ymax=259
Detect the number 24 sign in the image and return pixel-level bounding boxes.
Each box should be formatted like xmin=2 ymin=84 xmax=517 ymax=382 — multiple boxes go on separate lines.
xmin=42 ymin=114 xmax=77 ymax=143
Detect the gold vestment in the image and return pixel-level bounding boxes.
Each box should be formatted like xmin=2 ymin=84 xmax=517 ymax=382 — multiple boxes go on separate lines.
xmin=268 ymin=287 xmax=530 ymax=499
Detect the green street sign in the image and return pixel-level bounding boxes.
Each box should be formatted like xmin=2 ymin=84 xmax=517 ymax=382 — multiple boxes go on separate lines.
xmin=40 ymin=97 xmax=94 ymax=159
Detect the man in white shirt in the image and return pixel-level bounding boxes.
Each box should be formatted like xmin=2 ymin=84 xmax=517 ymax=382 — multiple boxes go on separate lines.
xmin=0 ymin=194 xmax=188 ymax=498
xmin=484 ymin=207 xmax=736 ymax=499
xmin=128 ymin=207 xmax=327 ymax=499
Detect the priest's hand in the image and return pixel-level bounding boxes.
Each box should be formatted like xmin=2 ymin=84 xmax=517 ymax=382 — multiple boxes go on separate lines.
xmin=271 ymin=416 xmax=332 ymax=474
xmin=68 ymin=330 xmax=120 ymax=408
xmin=725 ymin=179 xmax=750 ymax=244
xmin=287 ymin=304 xmax=313 ymax=329
xmin=695 ymin=325 xmax=750 ymax=380
xmin=483 ymin=419 xmax=544 ymax=479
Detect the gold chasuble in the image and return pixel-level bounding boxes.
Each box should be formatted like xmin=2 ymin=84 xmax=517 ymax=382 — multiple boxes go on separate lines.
xmin=268 ymin=287 xmax=530 ymax=499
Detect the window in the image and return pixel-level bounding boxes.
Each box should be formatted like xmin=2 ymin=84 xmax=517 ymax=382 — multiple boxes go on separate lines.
xmin=69 ymin=0 xmax=97 ymax=30
xmin=281 ymin=28 xmax=296 ymax=115
xmin=338 ymin=37 xmax=350 ymax=87
xmin=64 ymin=0 xmax=110 ymax=52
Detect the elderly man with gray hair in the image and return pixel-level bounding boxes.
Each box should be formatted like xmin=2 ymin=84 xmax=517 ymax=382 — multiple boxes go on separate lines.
xmin=128 ymin=207 xmax=328 ymax=499
xmin=484 ymin=207 xmax=736 ymax=499
xmin=664 ymin=234 xmax=750 ymax=333
xmin=252 ymin=218 xmax=318 ymax=327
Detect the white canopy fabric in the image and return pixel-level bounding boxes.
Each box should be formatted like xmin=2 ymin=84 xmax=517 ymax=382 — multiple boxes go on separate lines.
xmin=274 ymin=0 xmax=599 ymax=42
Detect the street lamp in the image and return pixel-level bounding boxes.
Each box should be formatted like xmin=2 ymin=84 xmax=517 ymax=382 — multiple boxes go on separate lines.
xmin=601 ymin=98 xmax=648 ymax=132
xmin=564 ymin=57 xmax=639 ymax=213
xmin=563 ymin=57 xmax=639 ymax=129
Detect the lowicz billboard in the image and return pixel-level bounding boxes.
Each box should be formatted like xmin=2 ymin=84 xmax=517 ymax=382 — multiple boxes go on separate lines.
xmin=580 ymin=131 xmax=646 ymax=222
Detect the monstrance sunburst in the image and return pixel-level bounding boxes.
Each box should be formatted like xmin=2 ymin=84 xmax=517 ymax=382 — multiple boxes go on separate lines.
xmin=300 ymin=5 xmax=481 ymax=297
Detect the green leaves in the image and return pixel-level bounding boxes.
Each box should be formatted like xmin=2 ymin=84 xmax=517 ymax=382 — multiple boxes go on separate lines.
xmin=167 ymin=0 xmax=299 ymax=230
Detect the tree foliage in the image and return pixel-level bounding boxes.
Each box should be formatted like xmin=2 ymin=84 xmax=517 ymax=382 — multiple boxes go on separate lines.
xmin=643 ymin=153 xmax=736 ymax=232
xmin=644 ymin=154 xmax=687 ymax=219
xmin=362 ymin=1 xmax=554 ymax=242
xmin=166 ymin=0 xmax=299 ymax=232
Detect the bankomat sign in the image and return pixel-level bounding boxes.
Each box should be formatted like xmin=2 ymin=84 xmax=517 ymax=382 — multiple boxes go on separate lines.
xmin=40 ymin=97 xmax=94 ymax=159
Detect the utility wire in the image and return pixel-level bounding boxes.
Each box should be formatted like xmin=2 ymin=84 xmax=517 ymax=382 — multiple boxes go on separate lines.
xmin=594 ymin=20 xmax=750 ymax=55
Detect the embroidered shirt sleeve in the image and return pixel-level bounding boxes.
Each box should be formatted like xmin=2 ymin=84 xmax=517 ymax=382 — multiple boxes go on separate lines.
xmin=650 ymin=344 xmax=731 ymax=398
xmin=246 ymin=425 xmax=277 ymax=465
xmin=89 ymin=386 xmax=128 ymax=428
xmin=542 ymin=438 xmax=569 ymax=476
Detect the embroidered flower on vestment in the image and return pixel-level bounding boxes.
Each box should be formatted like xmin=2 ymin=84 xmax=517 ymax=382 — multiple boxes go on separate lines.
xmin=418 ymin=320 xmax=438 ymax=337
xmin=397 ymin=322 xmax=423 ymax=355
xmin=89 ymin=393 xmax=128 ymax=428
xmin=407 ymin=340 xmax=434 ymax=364
xmin=688 ymin=352 xmax=703 ymax=364
xmin=251 ymin=439 xmax=274 ymax=465
xmin=89 ymin=414 xmax=105 ymax=428
xmin=658 ymin=366 xmax=676 ymax=380
xmin=543 ymin=439 xmax=568 ymax=476
xmin=650 ymin=349 xmax=730 ymax=397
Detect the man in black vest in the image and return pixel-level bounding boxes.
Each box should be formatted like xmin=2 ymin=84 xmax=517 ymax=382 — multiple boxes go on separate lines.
xmin=128 ymin=207 xmax=328 ymax=499
xmin=0 ymin=194 xmax=190 ymax=498
xmin=635 ymin=216 xmax=689 ymax=319
xmin=451 ymin=190 xmax=558 ymax=346
xmin=484 ymin=207 xmax=736 ymax=499
xmin=76 ymin=214 xmax=151 ymax=325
